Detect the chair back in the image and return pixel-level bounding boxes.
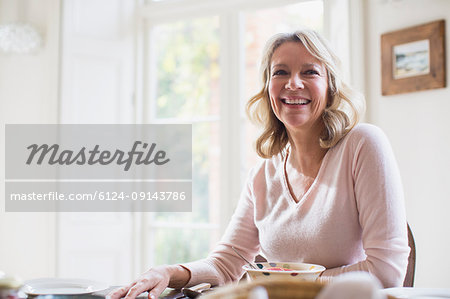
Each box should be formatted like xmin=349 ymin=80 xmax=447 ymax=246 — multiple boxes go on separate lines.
xmin=403 ymin=223 xmax=416 ymax=287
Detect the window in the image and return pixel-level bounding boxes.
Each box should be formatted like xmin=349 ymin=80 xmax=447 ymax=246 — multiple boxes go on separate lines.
xmin=141 ymin=0 xmax=324 ymax=269
xmin=145 ymin=16 xmax=221 ymax=265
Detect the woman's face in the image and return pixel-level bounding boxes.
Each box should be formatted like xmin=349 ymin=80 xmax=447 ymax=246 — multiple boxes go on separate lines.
xmin=268 ymin=41 xmax=329 ymax=134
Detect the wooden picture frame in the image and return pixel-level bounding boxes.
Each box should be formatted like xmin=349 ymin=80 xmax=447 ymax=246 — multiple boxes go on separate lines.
xmin=381 ymin=20 xmax=446 ymax=96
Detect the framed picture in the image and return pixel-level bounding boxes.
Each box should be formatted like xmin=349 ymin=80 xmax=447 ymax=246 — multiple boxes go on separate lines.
xmin=381 ymin=20 xmax=446 ymax=96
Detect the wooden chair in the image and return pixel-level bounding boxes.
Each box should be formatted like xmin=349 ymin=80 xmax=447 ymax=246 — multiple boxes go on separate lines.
xmin=251 ymin=223 xmax=416 ymax=287
xmin=403 ymin=223 xmax=416 ymax=287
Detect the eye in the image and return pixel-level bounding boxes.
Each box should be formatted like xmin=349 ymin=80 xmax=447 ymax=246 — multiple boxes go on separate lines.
xmin=272 ymin=69 xmax=288 ymax=76
xmin=303 ymin=69 xmax=320 ymax=76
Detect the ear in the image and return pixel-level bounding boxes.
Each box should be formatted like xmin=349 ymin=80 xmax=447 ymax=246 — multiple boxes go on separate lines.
xmin=327 ymin=73 xmax=337 ymax=107
xmin=326 ymin=88 xmax=333 ymax=107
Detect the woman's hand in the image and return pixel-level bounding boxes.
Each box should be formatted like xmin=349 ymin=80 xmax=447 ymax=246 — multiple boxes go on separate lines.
xmin=107 ymin=265 xmax=190 ymax=299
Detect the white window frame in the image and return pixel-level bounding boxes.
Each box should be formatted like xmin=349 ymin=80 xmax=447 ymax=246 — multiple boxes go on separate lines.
xmin=135 ymin=0 xmax=364 ymax=272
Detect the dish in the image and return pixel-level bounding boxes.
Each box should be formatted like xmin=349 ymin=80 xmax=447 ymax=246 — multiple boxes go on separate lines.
xmin=22 ymin=278 xmax=108 ymax=295
xmin=382 ymin=287 xmax=450 ymax=299
xmin=243 ymin=262 xmax=325 ymax=282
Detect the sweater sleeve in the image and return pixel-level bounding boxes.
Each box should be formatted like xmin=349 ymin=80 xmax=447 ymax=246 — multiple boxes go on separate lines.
xmin=181 ymin=170 xmax=261 ymax=287
xmin=320 ymin=125 xmax=410 ymax=288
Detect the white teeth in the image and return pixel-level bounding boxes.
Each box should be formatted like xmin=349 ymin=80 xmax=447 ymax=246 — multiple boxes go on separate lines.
xmin=283 ymin=98 xmax=310 ymax=105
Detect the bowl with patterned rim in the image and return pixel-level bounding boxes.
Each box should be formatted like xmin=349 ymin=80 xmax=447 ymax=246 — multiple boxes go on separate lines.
xmin=243 ymin=262 xmax=326 ymax=282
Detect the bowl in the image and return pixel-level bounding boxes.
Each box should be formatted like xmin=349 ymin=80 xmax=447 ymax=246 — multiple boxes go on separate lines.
xmin=202 ymin=278 xmax=325 ymax=299
xmin=243 ymin=262 xmax=326 ymax=282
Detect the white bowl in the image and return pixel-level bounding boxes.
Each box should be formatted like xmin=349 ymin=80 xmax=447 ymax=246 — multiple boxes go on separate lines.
xmin=243 ymin=262 xmax=326 ymax=282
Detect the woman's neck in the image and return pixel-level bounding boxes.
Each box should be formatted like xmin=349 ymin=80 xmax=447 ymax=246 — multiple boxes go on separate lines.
xmin=286 ymin=123 xmax=327 ymax=178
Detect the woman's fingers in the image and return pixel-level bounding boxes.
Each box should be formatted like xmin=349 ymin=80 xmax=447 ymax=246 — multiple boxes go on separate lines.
xmin=107 ymin=267 xmax=171 ymax=299
xmin=147 ymin=281 xmax=168 ymax=299
xmin=124 ymin=280 xmax=157 ymax=299
xmin=107 ymin=283 xmax=135 ymax=299
xmin=107 ymin=280 xmax=152 ymax=299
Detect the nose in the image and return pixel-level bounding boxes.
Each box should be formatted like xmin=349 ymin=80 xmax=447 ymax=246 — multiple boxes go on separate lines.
xmin=285 ymin=73 xmax=304 ymax=90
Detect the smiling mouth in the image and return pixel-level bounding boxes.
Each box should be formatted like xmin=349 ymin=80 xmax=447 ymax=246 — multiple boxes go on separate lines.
xmin=281 ymin=98 xmax=311 ymax=105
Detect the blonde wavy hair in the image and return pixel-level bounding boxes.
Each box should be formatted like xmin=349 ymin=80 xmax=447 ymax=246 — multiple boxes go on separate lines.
xmin=247 ymin=30 xmax=365 ymax=159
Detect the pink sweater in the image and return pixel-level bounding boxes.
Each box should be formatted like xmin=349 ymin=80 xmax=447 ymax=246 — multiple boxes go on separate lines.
xmin=182 ymin=123 xmax=410 ymax=288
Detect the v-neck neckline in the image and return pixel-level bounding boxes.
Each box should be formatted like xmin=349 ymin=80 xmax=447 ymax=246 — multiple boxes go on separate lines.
xmin=282 ymin=146 xmax=330 ymax=205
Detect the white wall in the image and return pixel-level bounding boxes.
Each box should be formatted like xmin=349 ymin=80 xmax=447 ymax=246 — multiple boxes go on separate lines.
xmin=0 ymin=0 xmax=60 ymax=279
xmin=364 ymin=0 xmax=450 ymax=287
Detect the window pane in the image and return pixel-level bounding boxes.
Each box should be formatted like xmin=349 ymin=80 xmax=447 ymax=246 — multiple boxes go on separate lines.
xmin=153 ymin=17 xmax=220 ymax=119
xmin=242 ymin=0 xmax=324 ymax=177
xmin=153 ymin=122 xmax=220 ymax=224
xmin=153 ymin=227 xmax=212 ymax=264
xmin=148 ymin=16 xmax=221 ymax=266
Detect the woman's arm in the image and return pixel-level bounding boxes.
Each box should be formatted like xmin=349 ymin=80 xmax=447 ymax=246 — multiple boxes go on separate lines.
xmin=320 ymin=125 xmax=410 ymax=288
xmin=109 ymin=166 xmax=262 ymax=298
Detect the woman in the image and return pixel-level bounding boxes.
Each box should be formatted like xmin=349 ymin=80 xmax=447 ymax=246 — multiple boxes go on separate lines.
xmin=109 ymin=30 xmax=409 ymax=299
